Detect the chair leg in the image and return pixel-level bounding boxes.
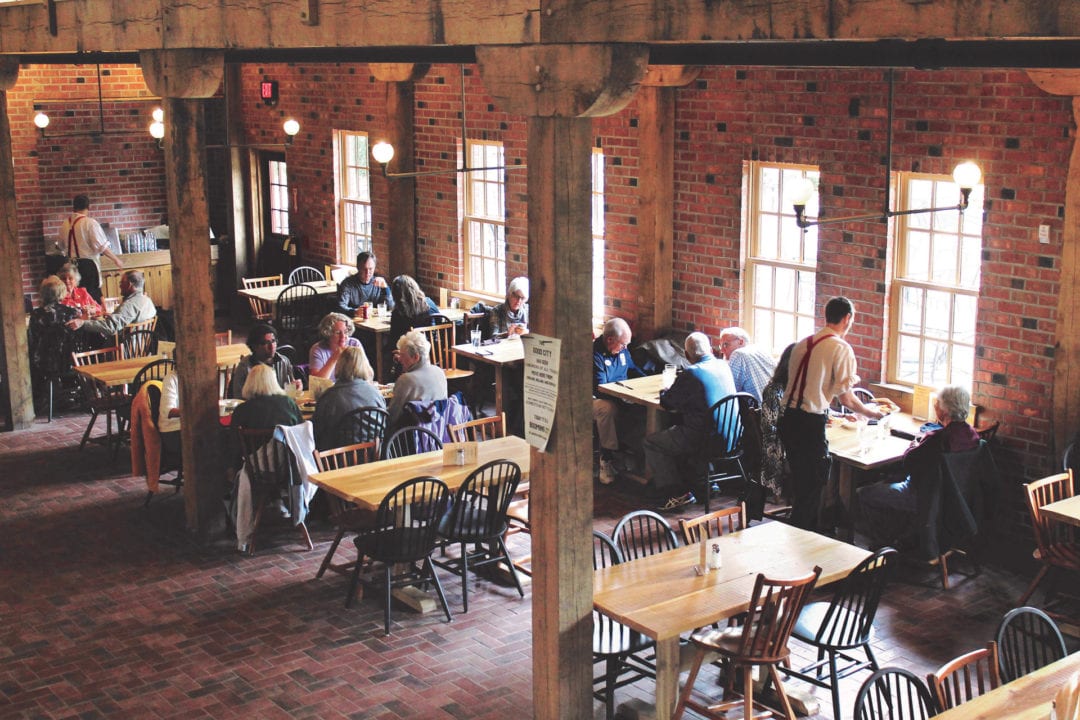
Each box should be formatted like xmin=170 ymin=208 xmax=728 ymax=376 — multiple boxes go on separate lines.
xmin=496 ymin=537 xmax=525 ymax=598
xmin=79 ymin=408 xmax=99 ymax=450
xmin=604 ymin=657 xmax=618 ymax=720
xmin=383 ymin=564 xmax=393 ymax=635
xmin=940 ymin=552 xmax=950 ymax=589
xmin=742 ymin=663 xmax=754 ymax=720
xmin=828 ymin=651 xmax=842 ymax=720
xmin=426 ymin=557 xmax=453 ymax=624
xmin=673 ymin=646 xmax=707 ymax=720
xmin=297 ymin=520 xmax=313 ymax=551
xmin=316 ymin=528 xmax=347 ymax=579
xmin=144 ymin=491 xmax=154 ymax=508
xmin=1018 ymin=564 xmax=1051 ymax=605
xmin=768 ymin=664 xmax=797 ymax=720
xmin=345 ymin=553 xmax=363 ymax=608
xmin=460 ymin=542 xmax=470 ymax=613
xmin=48 ymin=379 xmax=54 ymax=422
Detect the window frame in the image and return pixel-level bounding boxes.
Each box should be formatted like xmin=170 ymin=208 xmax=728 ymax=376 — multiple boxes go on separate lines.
xmin=461 ymin=139 xmax=507 ymax=296
xmin=592 ymin=147 xmax=605 ymax=326
xmin=334 ymin=130 xmax=373 ymax=265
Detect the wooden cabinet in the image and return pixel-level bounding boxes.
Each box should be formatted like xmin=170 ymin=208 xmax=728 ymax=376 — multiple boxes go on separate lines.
xmin=101 ymin=250 xmax=217 ymax=310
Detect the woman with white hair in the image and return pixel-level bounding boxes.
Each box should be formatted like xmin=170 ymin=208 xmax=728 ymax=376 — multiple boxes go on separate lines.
xmin=56 ymin=262 xmax=103 ymax=318
xmin=312 ymin=345 xmax=386 ymax=449
xmin=488 ymin=276 xmax=529 ymax=338
xmin=230 ymin=363 xmax=303 ymax=430
xmin=386 ymin=329 xmax=447 ymax=427
xmin=856 ymin=384 xmax=980 ymax=550
xmin=309 ymin=312 xmax=363 ymax=380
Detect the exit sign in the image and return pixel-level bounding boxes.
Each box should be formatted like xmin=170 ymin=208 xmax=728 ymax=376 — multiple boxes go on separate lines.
xmin=260 ymin=80 xmax=278 ymax=107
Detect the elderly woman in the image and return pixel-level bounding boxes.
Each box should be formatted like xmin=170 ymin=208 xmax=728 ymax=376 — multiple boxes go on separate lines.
xmin=57 ymin=262 xmax=104 ymax=318
xmin=386 ymin=329 xmax=447 ymax=427
xmin=28 ymin=275 xmax=81 ymax=404
xmin=312 ymin=345 xmax=386 ymax=449
xmin=487 ymin=276 xmax=529 ymax=338
xmin=309 ymin=312 xmax=362 ymax=380
xmin=230 ymin=364 xmax=303 ymax=430
xmin=856 ymin=384 xmax=980 ymax=550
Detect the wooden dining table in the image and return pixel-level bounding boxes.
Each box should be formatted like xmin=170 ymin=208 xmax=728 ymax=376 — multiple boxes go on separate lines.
xmin=933 ymin=651 xmax=1080 ymax=719
xmin=593 ymin=520 xmax=870 ymax=720
xmin=1041 ymin=494 xmax=1080 ymax=528
xmin=236 ymin=279 xmax=339 ymax=306
xmin=596 ymin=373 xmax=670 ymax=435
xmin=452 ymin=338 xmax=525 ymax=418
xmin=353 ymin=307 xmax=468 ymax=383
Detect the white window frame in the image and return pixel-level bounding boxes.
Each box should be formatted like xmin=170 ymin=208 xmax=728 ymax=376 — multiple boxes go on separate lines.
xmin=592 ymin=148 xmax=605 ymax=325
xmin=334 ymin=130 xmax=373 ymax=265
xmin=888 ymin=171 xmax=984 ymax=389
xmin=742 ymin=161 xmax=819 ymax=356
xmin=267 ymin=158 xmax=289 ymax=236
xmin=462 ymin=140 xmax=507 ymax=295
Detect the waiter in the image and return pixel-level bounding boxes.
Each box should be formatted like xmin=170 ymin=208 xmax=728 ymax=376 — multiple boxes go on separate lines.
xmin=57 ymin=195 xmax=123 ymax=304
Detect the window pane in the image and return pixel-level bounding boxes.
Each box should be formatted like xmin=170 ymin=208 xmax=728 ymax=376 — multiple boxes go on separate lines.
xmin=899 ymin=286 xmax=924 ymax=335
xmin=931 ymin=235 xmax=958 ymax=284
xmin=959 ymin=236 xmax=981 ymax=288
xmin=953 ymin=294 xmax=977 ymax=344
xmin=924 ymin=290 xmax=951 ymax=340
xmin=758 ymin=215 xmax=778 ymax=259
xmin=754 ymin=265 xmax=773 ymax=307
xmin=905 ymin=231 xmax=930 ymax=280
xmin=760 ymin=167 xmax=779 ymax=211
xmin=774 ymin=267 xmax=795 ymax=312
xmin=923 ymin=339 xmax=949 ymax=387
xmin=897 ymin=334 xmax=920 ymax=384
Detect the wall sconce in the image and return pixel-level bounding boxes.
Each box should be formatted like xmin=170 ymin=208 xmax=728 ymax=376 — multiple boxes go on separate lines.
xmin=33 ymin=112 xmax=50 ymax=136
xmin=148 ymin=107 xmax=165 ymax=148
xmin=283 ymin=118 xmax=300 ymax=146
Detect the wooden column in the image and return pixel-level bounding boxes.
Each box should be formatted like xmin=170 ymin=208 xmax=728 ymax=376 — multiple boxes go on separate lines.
xmin=141 ymin=50 xmax=225 ymax=536
xmin=1028 ymin=70 xmax=1080 ymax=456
xmin=0 ymin=58 xmax=33 ymax=430
xmin=371 ymin=64 xmax=428 ymax=276
xmin=225 ymin=63 xmax=250 ymax=314
xmin=478 ymin=44 xmax=649 ymax=720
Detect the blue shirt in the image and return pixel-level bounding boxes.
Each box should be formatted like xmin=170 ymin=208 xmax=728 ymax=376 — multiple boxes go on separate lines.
xmin=660 ymin=355 xmax=736 ymax=437
xmin=592 ymin=336 xmax=643 ymax=391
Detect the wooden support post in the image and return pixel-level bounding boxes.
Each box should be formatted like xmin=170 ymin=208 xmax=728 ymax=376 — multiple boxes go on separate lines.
xmin=0 ymin=59 xmax=34 ymax=431
xmin=141 ymin=50 xmax=225 ymax=537
xmin=635 ymin=85 xmax=675 ymax=338
xmin=477 ymin=44 xmax=649 ymax=720
xmin=225 ymin=63 xmax=250 ymax=318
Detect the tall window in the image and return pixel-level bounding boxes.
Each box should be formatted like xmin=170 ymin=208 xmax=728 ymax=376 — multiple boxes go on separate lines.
xmin=463 ymin=140 xmax=506 ymax=295
xmin=592 ymin=148 xmax=605 ymax=324
xmin=743 ymin=162 xmax=819 ymax=355
xmin=889 ymin=173 xmax=984 ymax=388
xmin=267 ymin=157 xmax=289 ymax=236
xmin=334 ymin=131 xmax=373 ymax=264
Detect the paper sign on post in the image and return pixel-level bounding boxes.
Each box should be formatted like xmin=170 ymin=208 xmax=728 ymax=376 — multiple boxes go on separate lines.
xmin=522 ymin=334 xmax=561 ymax=452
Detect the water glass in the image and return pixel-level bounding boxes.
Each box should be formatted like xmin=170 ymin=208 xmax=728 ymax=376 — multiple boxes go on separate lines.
xmin=661 ymin=363 xmax=676 ymax=389
xmin=471 ymin=328 xmax=482 ymax=347
xmin=377 ymin=303 xmax=387 ymax=318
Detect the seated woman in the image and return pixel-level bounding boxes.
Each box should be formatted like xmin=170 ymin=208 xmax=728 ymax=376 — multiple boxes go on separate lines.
xmin=309 ymin=312 xmax=361 ymax=381
xmin=856 ymin=384 xmax=980 ymax=550
xmin=386 ymin=329 xmax=447 ymax=428
xmin=28 ymin=275 xmax=81 ymax=408
xmin=57 ymin=263 xmax=104 ymax=318
xmin=486 ymin=276 xmax=529 ymax=338
xmin=231 ymin=364 xmax=303 ymax=430
xmin=311 ymin=345 xmax=386 ymax=450
xmin=386 ymin=274 xmax=438 ymax=373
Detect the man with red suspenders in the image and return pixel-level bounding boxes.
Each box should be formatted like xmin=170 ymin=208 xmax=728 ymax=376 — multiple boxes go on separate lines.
xmin=779 ymin=296 xmax=885 ymax=532
xmin=57 ymin=195 xmax=123 ymax=304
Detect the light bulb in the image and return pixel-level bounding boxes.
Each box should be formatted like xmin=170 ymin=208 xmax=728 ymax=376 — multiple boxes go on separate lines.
xmin=283 ymin=118 xmax=300 ymax=137
xmin=151 ymin=107 xmax=164 ymax=123
xmin=33 ymin=112 xmax=50 ymax=130
xmin=791 ymin=177 xmax=817 ymax=206
xmin=952 ymin=161 xmax=981 ymax=190
xmin=371 ymin=141 xmax=395 ymax=165
xmin=149 ymin=121 xmax=165 ymax=140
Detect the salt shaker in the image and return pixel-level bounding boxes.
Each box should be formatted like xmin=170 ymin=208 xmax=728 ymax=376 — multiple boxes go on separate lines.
xmin=455 ymin=447 xmax=466 ymax=466
xmin=707 ymin=541 xmax=723 ymax=570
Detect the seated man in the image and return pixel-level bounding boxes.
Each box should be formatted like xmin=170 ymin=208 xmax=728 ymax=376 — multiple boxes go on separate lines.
xmin=856 ymin=385 xmax=980 ymax=550
xmin=644 ymin=332 xmax=736 ymax=511
xmin=229 ymin=323 xmax=296 ymax=398
xmin=718 ymin=326 xmax=776 ymax=402
xmin=336 ymin=250 xmax=393 ymax=317
xmin=65 ymin=269 xmax=156 ymax=345
xmin=386 ymin=329 xmax=448 ymax=428
xmin=593 ymin=317 xmax=644 ymax=484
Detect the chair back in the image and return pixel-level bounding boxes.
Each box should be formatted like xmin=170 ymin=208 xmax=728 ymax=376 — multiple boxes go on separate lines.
xmin=236 ymin=427 xmax=289 ymax=492
xmin=853 ymin=667 xmax=936 ymax=720
xmin=439 ymin=460 xmax=521 ymax=542
xmin=131 ymin=358 xmax=175 ymax=397
xmin=708 ymin=393 xmax=754 ymax=458
xmin=288 ymin=266 xmax=325 ymax=284
xmin=313 ymin=441 xmax=379 ymax=472
xmin=449 ymin=413 xmax=506 ymax=443
xmin=275 ymin=283 xmax=321 ymax=346
xmin=612 ymin=510 xmax=680 ymax=561
xmin=416 ymin=322 xmax=460 ymax=370
xmin=119 ymin=328 xmax=158 ymax=359
xmin=1065 ymin=442 xmax=1076 ymax=474
xmin=72 ymin=346 xmax=120 ymax=368
xmin=332 ymin=406 xmax=389 ymax=449
xmin=976 ymin=421 xmax=1000 ymax=443
xmin=809 ymin=547 xmax=897 ymax=650
xmin=367 ymin=476 xmax=450 ymax=565
xmin=214 ymin=330 xmax=233 ymax=347
xmin=928 ymin=641 xmax=1001 ymax=711
xmin=679 ymin=504 xmax=746 ymax=545
xmin=382 ymin=425 xmax=444 ymax=460
xmin=995 ymin=606 xmax=1067 ymax=682
xmin=1025 ymin=471 xmax=1075 ymax=561
xmin=242 ymin=274 xmax=282 ymax=321
xmin=915 ymin=440 xmax=997 ymax=559
xmin=734 ymin=566 xmax=821 ymax=664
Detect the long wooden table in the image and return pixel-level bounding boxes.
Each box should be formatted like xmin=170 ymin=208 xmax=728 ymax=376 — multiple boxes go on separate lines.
xmin=593 ymin=521 xmax=870 ymax=720
xmin=309 ymin=435 xmax=530 ymax=511
xmin=236 ymin=280 xmax=338 ymax=305
xmin=934 ymin=651 xmax=1080 ymax=719
xmin=74 ymin=344 xmax=259 ymax=388
xmin=353 ymin=307 xmax=468 ymax=383
xmin=452 ymin=338 xmax=525 ymax=417
xmin=1041 ymin=495 xmax=1080 ymax=528
xmin=596 ymin=373 xmax=670 ymax=435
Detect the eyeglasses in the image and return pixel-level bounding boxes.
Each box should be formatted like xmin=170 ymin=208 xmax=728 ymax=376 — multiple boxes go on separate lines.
xmin=511 ymin=293 xmax=527 ymax=300
xmin=256 ymin=338 xmax=277 ymax=346
xmin=331 ymin=330 xmax=350 ymax=337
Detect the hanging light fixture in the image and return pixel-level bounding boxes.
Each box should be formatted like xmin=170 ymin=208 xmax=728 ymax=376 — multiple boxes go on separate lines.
xmin=792 ymin=69 xmax=982 ymax=230
xmin=371 ymin=65 xmax=525 ymax=180
xmin=33 ymin=111 xmax=50 ymax=135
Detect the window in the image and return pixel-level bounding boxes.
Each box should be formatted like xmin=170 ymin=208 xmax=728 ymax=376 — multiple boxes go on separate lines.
xmin=267 ymin=158 xmax=289 ymax=236
xmin=743 ymin=162 xmax=819 ymax=355
xmin=462 ymin=140 xmax=506 ymax=295
xmin=334 ymin=130 xmax=373 ymax=264
xmin=889 ymin=173 xmax=984 ymax=388
xmin=592 ymin=148 xmax=605 ymax=324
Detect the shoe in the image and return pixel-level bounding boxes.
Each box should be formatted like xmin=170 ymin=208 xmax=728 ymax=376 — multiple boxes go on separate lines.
xmin=598 ymin=459 xmax=617 ymax=485
xmin=276 ymin=499 xmax=291 ymax=518
xmin=657 ymin=492 xmax=696 ymax=512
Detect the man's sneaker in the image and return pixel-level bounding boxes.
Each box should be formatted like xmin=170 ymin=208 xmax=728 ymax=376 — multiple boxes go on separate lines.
xmin=657 ymin=492 xmax=696 ymax=512
xmin=598 ymin=459 xmax=617 ymax=485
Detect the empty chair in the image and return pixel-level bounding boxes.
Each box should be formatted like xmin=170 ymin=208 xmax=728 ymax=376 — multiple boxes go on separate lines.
xmin=675 ymin=567 xmax=822 ymax=720
xmin=449 ymin=413 xmax=506 ymax=443
xmin=288 ymin=265 xmax=325 ymax=284
xmin=346 ymin=476 xmax=453 ymax=635
xmin=927 ymin=641 xmax=1001 ymax=712
xmin=783 ymin=547 xmax=898 ymax=720
xmin=592 ymin=531 xmax=656 ymax=720
xmin=214 ymin=330 xmax=233 ymax=346
xmin=679 ymin=503 xmax=746 ymax=545
xmin=235 ymin=427 xmax=314 ymax=556
xmin=242 ymin=274 xmax=283 ymax=321
xmin=611 ymin=510 xmax=680 ymax=561
xmin=995 ymin=605 xmax=1067 ymax=682
xmin=433 ymin=459 xmax=524 ymax=611
xmin=853 ymin=667 xmax=937 ymax=720
xmin=119 ymin=328 xmax=157 ymax=359
xmin=701 ymin=393 xmax=758 ymax=513
xmin=71 ymin=346 xmax=128 ymax=452
xmin=381 ymin=425 xmax=443 ymax=460
xmin=416 ymin=322 xmax=474 ymax=383
xmin=312 ymin=441 xmax=379 ymax=579
xmin=1019 ymin=471 xmax=1080 ymax=605
xmin=275 ymin=283 xmax=321 ymax=348
xmin=330 ymin=406 xmax=389 ymax=450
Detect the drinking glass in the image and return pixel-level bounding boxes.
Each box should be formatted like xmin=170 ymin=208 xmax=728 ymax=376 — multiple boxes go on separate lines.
xmin=662 ymin=363 xmax=676 ymax=389
xmin=471 ymin=328 xmax=482 ymax=347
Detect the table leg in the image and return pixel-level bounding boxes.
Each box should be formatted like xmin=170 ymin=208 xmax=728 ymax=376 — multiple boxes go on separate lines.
xmin=493 ymin=367 xmax=505 ymax=418
xmin=374 ymin=333 xmax=385 ymax=383
xmin=837 ymin=463 xmax=856 ymax=543
xmin=654 ymin=637 xmax=680 ymax=720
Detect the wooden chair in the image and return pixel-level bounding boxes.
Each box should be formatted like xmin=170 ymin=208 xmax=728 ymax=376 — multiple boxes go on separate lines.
xmin=381 ymin=426 xmax=443 ymax=460
xmin=312 ymin=441 xmax=379 ymax=580
xmin=275 ymin=283 xmax=321 ymax=349
xmin=976 ymin=420 xmax=1000 ymax=443
xmin=853 ymin=667 xmax=936 ymax=720
xmin=119 ymin=328 xmax=157 ymax=359
xmin=416 ymin=322 xmax=474 ymax=383
xmin=679 ymin=503 xmax=746 ymax=545
xmin=71 ymin=346 xmax=128 ymax=452
xmin=1019 ymin=471 xmax=1080 ymax=605
xmin=101 ymin=296 xmax=121 ymax=313
xmin=241 ymin=274 xmax=282 ymax=321
xmin=218 ymin=363 xmax=237 ymax=400
xmin=235 ymin=428 xmax=314 ymax=556
xmin=329 ymin=406 xmax=389 ymax=450
xmin=449 ymin=413 xmax=506 ymax=443
xmin=141 ymin=381 xmax=183 ymax=506
xmin=927 ymin=641 xmax=1001 ymax=712
xmin=995 ymin=605 xmax=1067 ymax=682
xmin=214 ymin=330 xmax=233 ymax=346
xmin=612 ymin=510 xmax=680 ymax=562
xmin=675 ymin=567 xmax=822 ymax=720
xmin=701 ymin=393 xmax=759 ymax=512
xmin=933 ymin=441 xmax=998 ymax=589
xmin=287 ymin=265 xmax=325 ymax=284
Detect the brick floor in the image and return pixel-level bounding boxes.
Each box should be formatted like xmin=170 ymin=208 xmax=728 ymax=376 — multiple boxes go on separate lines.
xmin=0 ymin=410 xmax=1075 ymax=719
